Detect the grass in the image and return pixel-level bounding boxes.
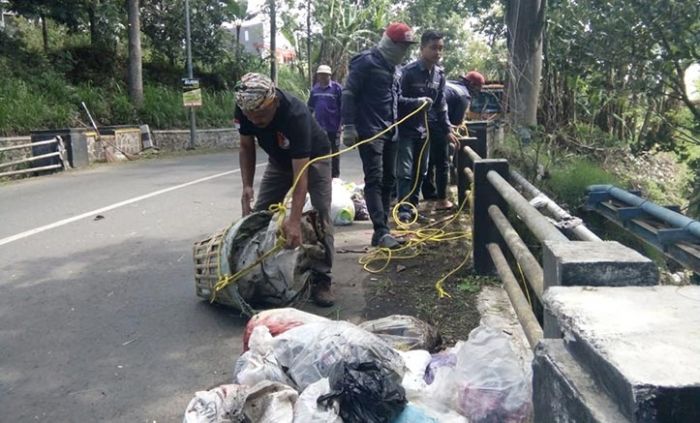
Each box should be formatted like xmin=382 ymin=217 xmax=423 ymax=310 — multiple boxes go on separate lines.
xmin=545 ymin=159 xmax=621 ymax=209
xmin=0 ymin=31 xmax=251 ymax=136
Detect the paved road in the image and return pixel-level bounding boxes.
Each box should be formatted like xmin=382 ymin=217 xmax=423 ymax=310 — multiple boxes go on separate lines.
xmin=0 ymin=150 xmax=367 ymax=422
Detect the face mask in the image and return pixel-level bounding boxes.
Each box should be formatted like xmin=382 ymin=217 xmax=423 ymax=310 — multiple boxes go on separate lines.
xmin=377 ymin=34 xmax=410 ymax=66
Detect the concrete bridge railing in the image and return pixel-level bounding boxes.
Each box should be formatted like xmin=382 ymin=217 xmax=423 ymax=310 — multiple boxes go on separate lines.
xmin=459 ymin=121 xmax=700 ymax=422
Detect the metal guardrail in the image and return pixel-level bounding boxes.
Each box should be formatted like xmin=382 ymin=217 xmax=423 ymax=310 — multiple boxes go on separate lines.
xmin=456 ymin=122 xmax=599 ymax=348
xmin=586 ymin=184 xmax=700 ymax=274
xmin=0 ymin=136 xmax=69 ymax=178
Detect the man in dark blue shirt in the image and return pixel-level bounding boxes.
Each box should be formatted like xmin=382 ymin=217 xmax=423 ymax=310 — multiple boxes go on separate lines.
xmin=396 ymin=30 xmax=457 ymax=221
xmin=234 ymin=72 xmax=335 ymax=307
xmin=341 ymin=22 xmax=424 ymax=248
xmin=423 ymin=71 xmax=484 ymax=201
xmin=308 ymin=65 xmax=342 ymax=178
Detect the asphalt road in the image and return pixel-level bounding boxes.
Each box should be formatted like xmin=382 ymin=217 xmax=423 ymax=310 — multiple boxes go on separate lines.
xmin=0 ymin=149 xmax=366 ymax=422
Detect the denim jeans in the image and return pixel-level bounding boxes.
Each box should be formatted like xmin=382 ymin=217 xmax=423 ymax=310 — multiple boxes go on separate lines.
xmin=397 ymin=133 xmax=430 ymax=212
xmin=421 ymin=128 xmax=450 ymax=200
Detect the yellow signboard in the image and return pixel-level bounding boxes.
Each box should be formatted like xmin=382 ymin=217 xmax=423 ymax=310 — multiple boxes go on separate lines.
xmin=183 ymin=78 xmax=203 ymax=107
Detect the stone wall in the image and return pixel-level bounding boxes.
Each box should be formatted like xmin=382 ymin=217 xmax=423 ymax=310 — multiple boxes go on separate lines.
xmin=152 ymin=128 xmax=239 ymax=152
xmin=0 ymin=136 xmax=33 ymax=165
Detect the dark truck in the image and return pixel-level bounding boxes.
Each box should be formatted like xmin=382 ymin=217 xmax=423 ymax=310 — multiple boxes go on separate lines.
xmin=467 ymin=83 xmax=505 ymax=122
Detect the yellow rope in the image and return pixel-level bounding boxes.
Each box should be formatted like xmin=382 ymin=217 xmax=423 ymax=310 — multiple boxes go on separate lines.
xmin=359 ymin=111 xmax=474 ymax=298
xmin=212 ymin=99 xmax=475 ymax=303
xmin=211 ymin=101 xmax=432 ymax=301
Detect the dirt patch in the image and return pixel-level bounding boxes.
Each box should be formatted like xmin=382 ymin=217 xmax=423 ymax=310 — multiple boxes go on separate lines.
xmin=362 ymin=212 xmax=498 ymax=348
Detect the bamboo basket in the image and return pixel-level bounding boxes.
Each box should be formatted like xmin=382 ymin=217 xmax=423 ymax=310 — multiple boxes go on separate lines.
xmin=192 ymin=227 xmax=239 ymax=307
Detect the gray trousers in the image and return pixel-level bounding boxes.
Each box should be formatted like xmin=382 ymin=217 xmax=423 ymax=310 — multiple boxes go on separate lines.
xmin=254 ymin=158 xmax=334 ymax=284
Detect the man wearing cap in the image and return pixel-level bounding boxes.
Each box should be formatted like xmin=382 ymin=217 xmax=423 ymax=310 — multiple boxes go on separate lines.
xmin=396 ymin=30 xmax=456 ymax=221
xmin=341 ymin=22 xmax=425 ymax=248
xmin=234 ymin=72 xmax=335 ymax=307
xmin=308 ymin=65 xmax=342 ymax=178
xmin=422 ymin=70 xmax=484 ymax=203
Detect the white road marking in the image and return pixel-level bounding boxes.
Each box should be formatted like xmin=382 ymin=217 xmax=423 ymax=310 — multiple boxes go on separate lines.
xmin=0 ymin=163 xmax=266 ymax=247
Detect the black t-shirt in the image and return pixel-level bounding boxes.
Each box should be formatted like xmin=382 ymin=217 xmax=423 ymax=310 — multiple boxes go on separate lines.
xmin=235 ymin=89 xmax=330 ymax=169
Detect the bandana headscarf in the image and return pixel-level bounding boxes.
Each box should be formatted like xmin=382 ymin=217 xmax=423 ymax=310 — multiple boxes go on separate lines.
xmin=235 ymin=73 xmax=276 ymax=111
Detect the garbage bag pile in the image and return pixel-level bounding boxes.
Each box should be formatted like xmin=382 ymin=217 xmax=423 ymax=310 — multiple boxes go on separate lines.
xmin=303 ymin=179 xmax=369 ymax=226
xmin=183 ymin=309 xmax=532 ymax=423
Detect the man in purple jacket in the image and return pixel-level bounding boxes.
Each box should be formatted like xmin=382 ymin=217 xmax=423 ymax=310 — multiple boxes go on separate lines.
xmin=308 ymin=65 xmax=342 ymax=178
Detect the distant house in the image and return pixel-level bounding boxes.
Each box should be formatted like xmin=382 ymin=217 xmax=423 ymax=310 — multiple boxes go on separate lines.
xmin=223 ymin=10 xmax=296 ymax=64
xmin=1 ymin=0 xmax=14 ymax=30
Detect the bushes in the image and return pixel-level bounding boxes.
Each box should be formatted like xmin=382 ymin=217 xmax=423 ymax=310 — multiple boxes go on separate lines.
xmin=545 ymin=160 xmax=620 ymax=209
xmin=0 ymin=28 xmax=252 ymax=135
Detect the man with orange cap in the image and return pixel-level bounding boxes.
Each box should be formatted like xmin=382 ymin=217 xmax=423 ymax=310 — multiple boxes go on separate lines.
xmin=422 ymin=70 xmax=485 ymax=203
xmin=341 ymin=22 xmax=426 ymax=248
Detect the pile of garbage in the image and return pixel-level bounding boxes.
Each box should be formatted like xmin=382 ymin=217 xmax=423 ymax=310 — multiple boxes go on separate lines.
xmin=184 ymin=309 xmax=532 ymax=423
xmin=304 ymin=179 xmax=369 ymax=226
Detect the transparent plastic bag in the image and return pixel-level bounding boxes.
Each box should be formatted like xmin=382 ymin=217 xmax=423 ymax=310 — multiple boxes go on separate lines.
xmin=453 ymin=326 xmax=531 ymax=422
xmin=233 ymin=326 xmax=295 ymax=387
xmin=398 ymin=350 xmax=431 ymax=400
xmin=243 ymin=380 xmax=297 ymax=423
xmin=293 ymin=378 xmax=342 ymax=423
xmin=272 ymin=321 xmax=405 ymax=390
xmin=243 ymin=308 xmax=328 ymax=351
xmin=359 ymin=315 xmax=441 ymax=352
xmin=183 ymin=384 xmax=248 ymax=423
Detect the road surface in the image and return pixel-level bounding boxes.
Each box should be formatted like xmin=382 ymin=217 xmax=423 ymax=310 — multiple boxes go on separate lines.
xmin=0 ymin=150 xmax=369 ymax=421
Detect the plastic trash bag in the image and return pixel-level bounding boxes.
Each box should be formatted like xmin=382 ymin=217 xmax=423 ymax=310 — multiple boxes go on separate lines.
xmin=243 ymin=308 xmax=328 ymax=351
xmin=399 ymin=400 xmax=469 ymax=423
xmin=351 ymin=193 xmax=369 ymax=221
xmin=183 ymin=384 xmax=248 ymax=423
xmin=359 ymin=315 xmax=441 ymax=352
xmin=293 ymin=378 xmax=342 ymax=423
xmin=424 ymin=350 xmax=457 ymax=385
xmin=318 ymin=361 xmax=407 ymax=423
xmin=243 ymin=380 xmax=297 ymax=423
xmin=233 ymin=326 xmax=295 ymax=387
xmin=453 ymin=326 xmax=531 ymax=422
xmin=398 ymin=350 xmax=431 ymax=400
xmin=273 ymin=321 xmax=405 ymax=390
xmin=392 ymin=404 xmax=438 ymax=423
xmin=304 ymin=179 xmax=355 ymax=226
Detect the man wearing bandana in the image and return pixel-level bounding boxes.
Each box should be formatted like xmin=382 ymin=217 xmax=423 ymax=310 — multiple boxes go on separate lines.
xmin=234 ymin=72 xmax=335 ymax=307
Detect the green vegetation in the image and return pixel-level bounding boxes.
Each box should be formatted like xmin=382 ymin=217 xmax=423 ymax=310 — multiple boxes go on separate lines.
xmin=546 ymin=161 xmax=619 ymax=209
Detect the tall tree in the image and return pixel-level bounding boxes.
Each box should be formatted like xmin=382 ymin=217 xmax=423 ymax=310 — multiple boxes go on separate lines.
xmin=142 ymin=0 xmax=235 ymax=68
xmin=505 ymin=0 xmax=546 ymax=127
xmin=269 ymin=0 xmax=277 ymax=82
xmin=127 ymin=0 xmax=143 ymax=107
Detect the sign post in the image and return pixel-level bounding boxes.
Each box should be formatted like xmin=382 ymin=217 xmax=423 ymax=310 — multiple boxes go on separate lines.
xmin=184 ymin=0 xmax=196 ymax=149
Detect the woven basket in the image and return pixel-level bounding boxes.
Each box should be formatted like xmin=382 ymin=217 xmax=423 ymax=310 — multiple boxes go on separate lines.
xmin=193 ymin=227 xmax=239 ymax=307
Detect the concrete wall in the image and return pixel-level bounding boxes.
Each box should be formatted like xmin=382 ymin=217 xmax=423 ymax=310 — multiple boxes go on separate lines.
xmin=152 ymin=128 xmax=239 ymax=152
xmin=534 ymin=240 xmax=700 ymax=422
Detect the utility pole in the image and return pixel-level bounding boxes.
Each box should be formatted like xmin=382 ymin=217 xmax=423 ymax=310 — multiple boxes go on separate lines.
xmin=269 ymin=0 xmax=277 ymax=83
xmin=127 ymin=0 xmax=144 ymax=108
xmin=185 ymin=0 xmax=196 ymax=149
xmin=235 ymin=19 xmax=242 ymax=82
xmin=307 ymin=0 xmax=312 ymax=89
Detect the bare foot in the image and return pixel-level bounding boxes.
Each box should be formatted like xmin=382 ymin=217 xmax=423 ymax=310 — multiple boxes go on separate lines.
xmin=435 ymin=199 xmax=454 ymax=210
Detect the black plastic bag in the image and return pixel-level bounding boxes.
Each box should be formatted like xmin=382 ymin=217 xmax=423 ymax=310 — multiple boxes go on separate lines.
xmin=318 ymin=361 xmax=407 ymax=423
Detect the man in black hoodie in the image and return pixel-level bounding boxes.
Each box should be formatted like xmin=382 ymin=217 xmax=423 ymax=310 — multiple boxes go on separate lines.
xmin=341 ymin=22 xmax=427 ymax=248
